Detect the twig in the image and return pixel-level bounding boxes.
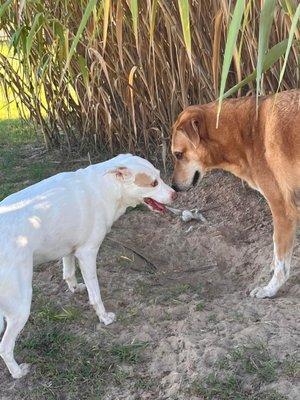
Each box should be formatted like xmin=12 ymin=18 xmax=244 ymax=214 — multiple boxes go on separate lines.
xmin=106 ymin=238 xmax=157 ymax=273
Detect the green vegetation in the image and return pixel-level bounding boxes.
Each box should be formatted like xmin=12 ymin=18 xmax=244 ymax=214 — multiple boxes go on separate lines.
xmin=18 ymin=328 xmax=114 ymax=399
xmin=14 ymin=292 xmax=149 ymax=399
xmin=0 ymin=119 xmax=56 ymax=200
xmin=0 ymin=119 xmax=36 ymax=145
xmin=195 ymin=301 xmax=205 ymax=311
xmin=159 ymin=282 xmax=203 ymax=303
xmin=282 ymin=355 xmax=300 ymax=378
xmin=35 ymin=304 xmax=81 ymax=323
xmin=134 ymin=376 xmax=156 ymax=391
xmin=111 ymin=342 xmax=149 ymax=364
xmin=193 ymin=372 xmax=288 ymax=400
xmin=191 ymin=343 xmax=295 ymax=400
xmin=207 ymin=313 xmax=218 ymax=324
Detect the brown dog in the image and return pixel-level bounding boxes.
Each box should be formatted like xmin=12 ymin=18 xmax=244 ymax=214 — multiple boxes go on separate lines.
xmin=171 ymin=89 xmax=300 ymax=298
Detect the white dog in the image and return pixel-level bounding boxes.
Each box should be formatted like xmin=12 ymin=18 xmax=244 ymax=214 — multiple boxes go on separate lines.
xmin=0 ymin=154 xmax=176 ymax=379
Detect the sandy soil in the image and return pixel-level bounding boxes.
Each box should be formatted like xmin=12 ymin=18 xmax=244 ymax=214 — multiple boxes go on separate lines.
xmin=0 ymin=168 xmax=299 ymax=399
xmin=97 ymin=171 xmax=300 ymax=400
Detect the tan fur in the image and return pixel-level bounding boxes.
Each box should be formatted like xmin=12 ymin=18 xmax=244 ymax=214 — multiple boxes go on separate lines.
xmin=134 ymin=172 xmax=153 ymax=187
xmin=171 ymin=90 xmax=300 ymax=297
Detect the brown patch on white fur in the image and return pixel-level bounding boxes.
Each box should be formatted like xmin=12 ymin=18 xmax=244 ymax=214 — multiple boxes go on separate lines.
xmin=134 ymin=172 xmax=153 ymax=187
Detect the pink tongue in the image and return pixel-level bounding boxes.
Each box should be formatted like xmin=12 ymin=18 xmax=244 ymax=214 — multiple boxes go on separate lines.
xmin=144 ymin=198 xmax=166 ymax=212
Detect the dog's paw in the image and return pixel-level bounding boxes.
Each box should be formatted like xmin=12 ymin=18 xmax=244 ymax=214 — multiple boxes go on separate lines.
xmin=100 ymin=312 xmax=116 ymax=326
xmin=68 ymin=282 xmax=86 ymax=293
xmin=250 ymin=286 xmax=274 ymax=298
xmin=12 ymin=363 xmax=30 ymax=379
xmin=74 ymin=283 xmax=86 ymax=293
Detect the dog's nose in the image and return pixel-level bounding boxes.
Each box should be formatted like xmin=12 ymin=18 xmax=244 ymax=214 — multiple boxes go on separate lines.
xmin=171 ymin=190 xmax=178 ymax=201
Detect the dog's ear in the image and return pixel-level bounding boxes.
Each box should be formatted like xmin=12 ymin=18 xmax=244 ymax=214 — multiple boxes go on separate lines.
xmin=110 ymin=166 xmax=133 ymax=182
xmin=177 ymin=111 xmax=207 ymax=148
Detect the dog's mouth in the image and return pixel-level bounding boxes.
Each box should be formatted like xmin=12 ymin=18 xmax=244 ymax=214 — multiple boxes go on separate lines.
xmin=143 ymin=198 xmax=166 ymax=213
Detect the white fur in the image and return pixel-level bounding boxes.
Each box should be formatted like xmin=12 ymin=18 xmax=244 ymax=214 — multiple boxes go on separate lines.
xmin=250 ymin=243 xmax=293 ymax=298
xmin=0 ymin=314 xmax=4 ymax=335
xmin=0 ymin=154 xmax=175 ymax=379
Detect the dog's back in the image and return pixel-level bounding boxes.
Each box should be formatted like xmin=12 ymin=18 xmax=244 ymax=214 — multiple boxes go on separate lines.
xmin=0 ymin=168 xmax=104 ymax=266
xmin=261 ymin=90 xmax=300 ymax=212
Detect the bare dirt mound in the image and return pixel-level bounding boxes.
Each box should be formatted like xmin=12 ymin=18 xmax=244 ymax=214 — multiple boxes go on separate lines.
xmin=0 ymin=170 xmax=299 ymax=400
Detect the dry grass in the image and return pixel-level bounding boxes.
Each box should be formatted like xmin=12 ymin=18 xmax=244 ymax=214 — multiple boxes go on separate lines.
xmin=0 ymin=0 xmax=299 ymax=160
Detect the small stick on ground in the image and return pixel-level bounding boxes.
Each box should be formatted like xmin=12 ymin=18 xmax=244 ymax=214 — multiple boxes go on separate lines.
xmin=107 ymin=238 xmax=157 ymax=273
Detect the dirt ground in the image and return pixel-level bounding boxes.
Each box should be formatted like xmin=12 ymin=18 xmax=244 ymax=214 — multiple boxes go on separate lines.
xmin=0 ymin=144 xmax=299 ymax=399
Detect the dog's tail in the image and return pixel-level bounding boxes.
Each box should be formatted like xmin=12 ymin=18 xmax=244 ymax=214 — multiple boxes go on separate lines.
xmin=0 ymin=313 xmax=4 ymax=335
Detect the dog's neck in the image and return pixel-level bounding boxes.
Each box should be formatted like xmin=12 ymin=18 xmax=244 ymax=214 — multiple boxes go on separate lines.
xmin=98 ymin=175 xmax=140 ymax=223
xmin=204 ymin=98 xmax=263 ymax=189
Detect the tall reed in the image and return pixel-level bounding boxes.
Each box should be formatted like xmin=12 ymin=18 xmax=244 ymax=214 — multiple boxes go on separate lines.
xmin=0 ymin=0 xmax=299 ymax=161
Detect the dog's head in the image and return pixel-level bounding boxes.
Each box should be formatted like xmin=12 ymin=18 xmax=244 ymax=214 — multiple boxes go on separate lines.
xmin=171 ymin=106 xmax=221 ymax=191
xmin=109 ymin=154 xmax=177 ymax=212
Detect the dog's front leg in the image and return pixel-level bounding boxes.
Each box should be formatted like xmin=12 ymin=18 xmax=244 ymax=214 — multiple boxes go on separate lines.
xmin=250 ymin=205 xmax=296 ymax=298
xmin=75 ymin=247 xmax=116 ymax=325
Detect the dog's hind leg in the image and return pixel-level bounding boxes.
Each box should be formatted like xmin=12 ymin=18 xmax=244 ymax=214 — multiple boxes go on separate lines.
xmin=75 ymin=247 xmax=116 ymax=326
xmin=0 ymin=263 xmax=33 ymax=378
xmin=63 ymin=254 xmax=86 ymax=293
xmin=251 ymin=202 xmax=297 ymax=298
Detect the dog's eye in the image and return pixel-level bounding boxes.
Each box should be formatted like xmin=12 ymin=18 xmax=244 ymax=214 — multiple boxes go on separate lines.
xmin=151 ymin=179 xmax=158 ymax=187
xmin=174 ymin=152 xmax=183 ymax=160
